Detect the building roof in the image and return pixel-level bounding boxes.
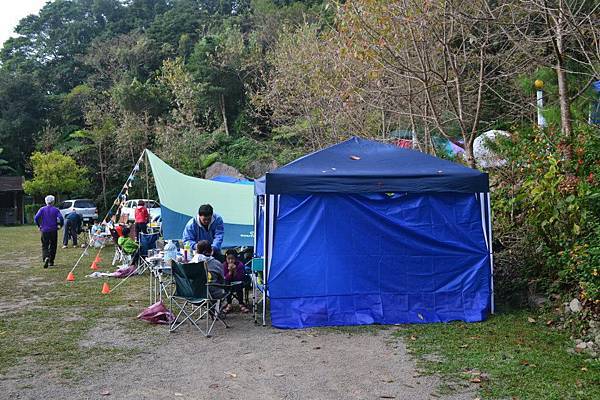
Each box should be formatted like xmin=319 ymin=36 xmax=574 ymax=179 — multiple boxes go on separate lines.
xmin=0 ymin=176 xmax=24 ymax=192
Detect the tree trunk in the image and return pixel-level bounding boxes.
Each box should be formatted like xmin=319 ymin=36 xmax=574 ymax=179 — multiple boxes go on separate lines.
xmin=465 ymin=136 xmax=476 ymax=168
xmin=551 ymin=0 xmax=573 ymax=158
xmin=220 ymin=93 xmax=229 ymax=136
xmin=98 ymin=142 xmax=107 ymax=210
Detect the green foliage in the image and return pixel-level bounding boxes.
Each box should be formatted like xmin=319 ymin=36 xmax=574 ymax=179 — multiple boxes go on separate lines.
xmin=492 ymin=125 xmax=600 ymax=302
xmin=23 ymin=204 xmax=43 ymax=224
xmin=23 ymin=151 xmax=89 ymax=198
xmin=0 ymin=147 xmax=16 ymax=175
xmin=111 ymin=78 xmax=170 ymax=117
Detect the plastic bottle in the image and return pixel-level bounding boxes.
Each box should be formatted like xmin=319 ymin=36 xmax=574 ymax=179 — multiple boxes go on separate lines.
xmin=164 ymin=240 xmax=177 ymax=265
xmin=183 ymin=243 xmax=190 ymax=262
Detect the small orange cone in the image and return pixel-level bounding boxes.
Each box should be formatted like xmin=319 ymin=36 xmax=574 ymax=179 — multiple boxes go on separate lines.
xmin=66 ymin=272 xmax=75 ymax=281
xmin=90 ymin=261 xmax=99 ymax=270
xmin=94 ymin=255 xmax=102 ymax=263
xmin=101 ymin=282 xmax=110 ymax=294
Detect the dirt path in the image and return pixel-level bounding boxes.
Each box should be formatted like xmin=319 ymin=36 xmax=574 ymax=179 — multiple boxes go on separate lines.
xmin=3 ymin=312 xmax=474 ymax=400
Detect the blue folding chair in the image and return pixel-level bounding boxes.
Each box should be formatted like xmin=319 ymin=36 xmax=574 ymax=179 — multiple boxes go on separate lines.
xmin=137 ymin=232 xmax=159 ymax=274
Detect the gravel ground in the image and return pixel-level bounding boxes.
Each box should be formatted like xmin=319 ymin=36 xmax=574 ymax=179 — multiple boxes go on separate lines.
xmin=2 ymin=312 xmax=475 ymax=400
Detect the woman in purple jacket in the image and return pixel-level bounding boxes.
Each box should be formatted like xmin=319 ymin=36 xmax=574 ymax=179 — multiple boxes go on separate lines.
xmin=34 ymin=195 xmax=64 ymax=268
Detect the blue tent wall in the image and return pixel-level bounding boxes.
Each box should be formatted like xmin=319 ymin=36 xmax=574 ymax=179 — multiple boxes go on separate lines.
xmin=256 ymin=137 xmax=493 ymax=328
xmin=268 ymin=192 xmax=491 ymax=328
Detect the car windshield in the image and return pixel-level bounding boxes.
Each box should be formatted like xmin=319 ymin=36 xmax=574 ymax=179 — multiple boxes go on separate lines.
xmin=58 ymin=202 xmax=72 ymax=209
xmin=74 ymin=200 xmax=95 ymax=208
xmin=147 ymin=201 xmax=160 ymax=208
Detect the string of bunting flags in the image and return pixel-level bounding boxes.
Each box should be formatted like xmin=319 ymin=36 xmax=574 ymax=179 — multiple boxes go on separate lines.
xmin=65 ymin=149 xmax=148 ymax=291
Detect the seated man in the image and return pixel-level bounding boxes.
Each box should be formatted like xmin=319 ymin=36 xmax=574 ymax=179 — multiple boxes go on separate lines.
xmin=117 ymin=226 xmax=140 ymax=265
xmin=182 ymin=204 xmax=224 ymax=261
xmin=190 ymin=240 xmax=226 ymax=299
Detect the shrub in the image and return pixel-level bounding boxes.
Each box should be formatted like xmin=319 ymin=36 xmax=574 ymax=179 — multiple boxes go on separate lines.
xmin=491 ymin=124 xmax=600 ymax=303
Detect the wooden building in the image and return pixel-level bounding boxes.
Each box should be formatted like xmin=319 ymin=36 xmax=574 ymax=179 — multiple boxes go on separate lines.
xmin=0 ymin=176 xmax=24 ymax=225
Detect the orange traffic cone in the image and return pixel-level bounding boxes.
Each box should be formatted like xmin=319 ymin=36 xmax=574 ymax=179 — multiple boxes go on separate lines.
xmin=101 ymin=282 xmax=110 ymax=294
xmin=66 ymin=272 xmax=75 ymax=281
xmin=90 ymin=261 xmax=99 ymax=270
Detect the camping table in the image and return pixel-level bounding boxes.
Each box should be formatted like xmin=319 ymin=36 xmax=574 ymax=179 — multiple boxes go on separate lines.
xmin=146 ymin=253 xmax=172 ymax=304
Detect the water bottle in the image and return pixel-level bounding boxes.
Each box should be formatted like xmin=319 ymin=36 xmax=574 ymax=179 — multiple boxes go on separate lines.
xmin=164 ymin=240 xmax=177 ymax=264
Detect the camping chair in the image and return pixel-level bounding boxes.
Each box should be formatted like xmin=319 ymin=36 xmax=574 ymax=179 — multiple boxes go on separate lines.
xmin=109 ymin=228 xmax=126 ymax=266
xmin=169 ymin=261 xmax=231 ymax=337
xmin=136 ymin=232 xmax=159 ymax=274
xmin=250 ymin=257 xmax=267 ymax=326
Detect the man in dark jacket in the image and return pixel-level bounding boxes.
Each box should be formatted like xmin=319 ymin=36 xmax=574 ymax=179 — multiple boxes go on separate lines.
xmin=62 ymin=211 xmax=82 ymax=248
xmin=34 ymin=195 xmax=64 ymax=268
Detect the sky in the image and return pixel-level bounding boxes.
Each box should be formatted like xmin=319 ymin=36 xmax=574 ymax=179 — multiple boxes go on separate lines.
xmin=0 ymin=0 xmax=48 ymax=47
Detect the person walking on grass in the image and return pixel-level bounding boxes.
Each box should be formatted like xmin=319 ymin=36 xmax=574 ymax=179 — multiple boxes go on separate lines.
xmin=34 ymin=195 xmax=64 ymax=268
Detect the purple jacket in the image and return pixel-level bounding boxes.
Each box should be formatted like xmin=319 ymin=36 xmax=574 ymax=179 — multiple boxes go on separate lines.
xmin=34 ymin=205 xmax=64 ymax=233
xmin=223 ymin=260 xmax=245 ymax=282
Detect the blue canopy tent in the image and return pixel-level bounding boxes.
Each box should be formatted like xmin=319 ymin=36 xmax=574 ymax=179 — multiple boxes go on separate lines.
xmin=255 ymin=137 xmax=493 ymax=328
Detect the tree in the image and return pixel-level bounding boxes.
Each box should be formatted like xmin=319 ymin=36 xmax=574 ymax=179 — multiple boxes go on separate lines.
xmin=488 ymin=0 xmax=600 ymax=158
xmin=0 ymin=148 xmax=15 ymax=175
xmin=335 ymin=0 xmax=518 ymax=167
xmin=23 ymin=151 xmax=89 ymax=199
xmin=0 ymin=70 xmax=48 ymax=174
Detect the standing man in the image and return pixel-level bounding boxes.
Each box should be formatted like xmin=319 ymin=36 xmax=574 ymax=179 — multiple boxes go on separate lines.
xmin=34 ymin=195 xmax=64 ymax=268
xmin=182 ymin=204 xmax=224 ymax=261
xmin=62 ymin=210 xmax=82 ymax=248
xmin=134 ymin=200 xmax=149 ymax=241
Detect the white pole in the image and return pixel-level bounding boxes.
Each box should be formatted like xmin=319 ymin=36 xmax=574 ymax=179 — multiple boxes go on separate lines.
xmin=486 ymin=193 xmax=495 ymax=314
xmin=536 ymin=90 xmax=546 ymax=128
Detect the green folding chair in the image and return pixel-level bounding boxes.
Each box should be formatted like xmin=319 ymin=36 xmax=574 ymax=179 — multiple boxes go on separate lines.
xmin=169 ymin=261 xmax=235 ymax=337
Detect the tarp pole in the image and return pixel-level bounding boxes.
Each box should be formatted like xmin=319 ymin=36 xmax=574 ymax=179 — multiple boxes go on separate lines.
xmin=486 ymin=193 xmax=495 ymax=314
xmin=69 ymin=149 xmax=147 ymax=275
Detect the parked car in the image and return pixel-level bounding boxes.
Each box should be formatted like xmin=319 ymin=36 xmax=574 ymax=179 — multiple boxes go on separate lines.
xmin=120 ymin=199 xmax=161 ymax=222
xmin=58 ymin=199 xmax=98 ymax=224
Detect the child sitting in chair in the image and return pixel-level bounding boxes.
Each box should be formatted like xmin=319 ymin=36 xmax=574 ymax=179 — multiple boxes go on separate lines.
xmin=222 ymin=249 xmax=250 ymax=314
xmin=191 ymin=240 xmax=226 ymax=299
xmin=117 ymin=226 xmax=140 ymax=265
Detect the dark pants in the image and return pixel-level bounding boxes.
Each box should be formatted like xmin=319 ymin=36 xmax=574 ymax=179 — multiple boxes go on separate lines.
xmin=135 ymin=222 xmax=147 ymax=241
xmin=63 ymin=220 xmax=78 ymax=246
xmin=41 ymin=231 xmax=58 ymax=263
xmin=128 ymin=250 xmax=140 ymax=265
xmin=226 ymin=282 xmax=247 ymax=306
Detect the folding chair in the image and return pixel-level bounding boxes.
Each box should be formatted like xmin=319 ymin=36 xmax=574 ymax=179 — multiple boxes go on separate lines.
xmin=136 ymin=232 xmax=159 ymax=274
xmin=250 ymin=257 xmax=267 ymax=326
xmin=109 ymin=228 xmax=126 ymax=266
xmin=169 ymin=261 xmax=231 ymax=337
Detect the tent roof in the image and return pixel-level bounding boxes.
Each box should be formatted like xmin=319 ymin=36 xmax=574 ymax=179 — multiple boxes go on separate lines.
xmin=256 ymin=137 xmax=488 ymax=194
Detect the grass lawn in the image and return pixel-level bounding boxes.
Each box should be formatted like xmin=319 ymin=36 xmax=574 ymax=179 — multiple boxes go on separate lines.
xmin=0 ymin=225 xmax=153 ymax=381
xmin=1 ymin=225 xmax=599 ymax=398
xmin=396 ymin=310 xmax=600 ymax=399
